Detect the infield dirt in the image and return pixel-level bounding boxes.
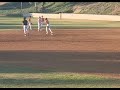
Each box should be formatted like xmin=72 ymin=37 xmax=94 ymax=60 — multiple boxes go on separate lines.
xmin=0 ymin=29 xmax=120 ymax=75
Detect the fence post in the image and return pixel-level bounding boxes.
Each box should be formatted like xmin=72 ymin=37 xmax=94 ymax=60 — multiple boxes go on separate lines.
xmin=59 ymin=12 xmax=62 ymax=19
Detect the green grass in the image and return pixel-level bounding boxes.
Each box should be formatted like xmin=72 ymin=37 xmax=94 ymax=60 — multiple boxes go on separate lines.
xmin=0 ymin=16 xmax=120 ymax=30
xmin=0 ymin=72 xmax=120 ymax=88
xmin=0 ymin=66 xmax=119 ymax=88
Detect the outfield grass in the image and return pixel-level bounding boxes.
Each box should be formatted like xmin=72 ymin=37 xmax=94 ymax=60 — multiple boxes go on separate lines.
xmin=0 ymin=72 xmax=120 ymax=88
xmin=0 ymin=65 xmax=119 ymax=88
xmin=0 ymin=16 xmax=120 ymax=30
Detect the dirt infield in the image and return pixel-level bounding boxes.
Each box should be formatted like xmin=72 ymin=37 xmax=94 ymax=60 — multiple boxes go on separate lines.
xmin=0 ymin=29 xmax=120 ymax=75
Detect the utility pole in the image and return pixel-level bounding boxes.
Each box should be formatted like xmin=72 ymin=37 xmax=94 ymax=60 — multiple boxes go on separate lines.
xmin=21 ymin=2 xmax=23 ymax=15
xmin=35 ymin=2 xmax=36 ymax=7
xmin=21 ymin=2 xmax=22 ymax=10
xmin=35 ymin=2 xmax=37 ymax=12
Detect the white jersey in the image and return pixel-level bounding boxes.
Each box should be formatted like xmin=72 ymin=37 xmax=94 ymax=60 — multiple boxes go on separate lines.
xmin=28 ymin=18 xmax=31 ymax=24
xmin=38 ymin=18 xmax=42 ymax=24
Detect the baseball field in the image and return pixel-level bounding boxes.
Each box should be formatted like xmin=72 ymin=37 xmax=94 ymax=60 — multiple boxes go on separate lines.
xmin=0 ymin=16 xmax=120 ymax=88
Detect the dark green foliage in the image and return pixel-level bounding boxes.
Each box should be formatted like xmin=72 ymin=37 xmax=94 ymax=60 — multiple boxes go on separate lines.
xmin=0 ymin=2 xmax=120 ymax=15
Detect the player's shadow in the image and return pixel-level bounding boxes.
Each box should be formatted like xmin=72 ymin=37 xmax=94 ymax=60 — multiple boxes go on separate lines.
xmin=0 ymin=51 xmax=120 ymax=74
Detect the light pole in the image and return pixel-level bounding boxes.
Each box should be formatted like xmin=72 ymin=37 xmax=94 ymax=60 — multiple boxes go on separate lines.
xmin=35 ymin=2 xmax=37 ymax=12
xmin=21 ymin=2 xmax=23 ymax=15
xmin=35 ymin=2 xmax=36 ymax=7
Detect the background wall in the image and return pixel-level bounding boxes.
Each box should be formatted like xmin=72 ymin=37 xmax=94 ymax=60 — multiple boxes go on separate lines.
xmin=23 ymin=13 xmax=120 ymax=21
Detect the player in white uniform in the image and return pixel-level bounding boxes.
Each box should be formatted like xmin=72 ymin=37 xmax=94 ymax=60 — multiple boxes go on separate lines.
xmin=41 ymin=16 xmax=44 ymax=30
xmin=38 ymin=16 xmax=42 ymax=32
xmin=22 ymin=17 xmax=29 ymax=36
xmin=45 ymin=18 xmax=53 ymax=35
xmin=28 ymin=16 xmax=32 ymax=30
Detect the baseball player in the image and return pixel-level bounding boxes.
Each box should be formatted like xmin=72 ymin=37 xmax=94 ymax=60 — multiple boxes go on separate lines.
xmin=22 ymin=17 xmax=29 ymax=36
xmin=28 ymin=16 xmax=32 ymax=30
xmin=38 ymin=16 xmax=42 ymax=32
xmin=41 ymin=16 xmax=44 ymax=29
xmin=45 ymin=18 xmax=53 ymax=35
